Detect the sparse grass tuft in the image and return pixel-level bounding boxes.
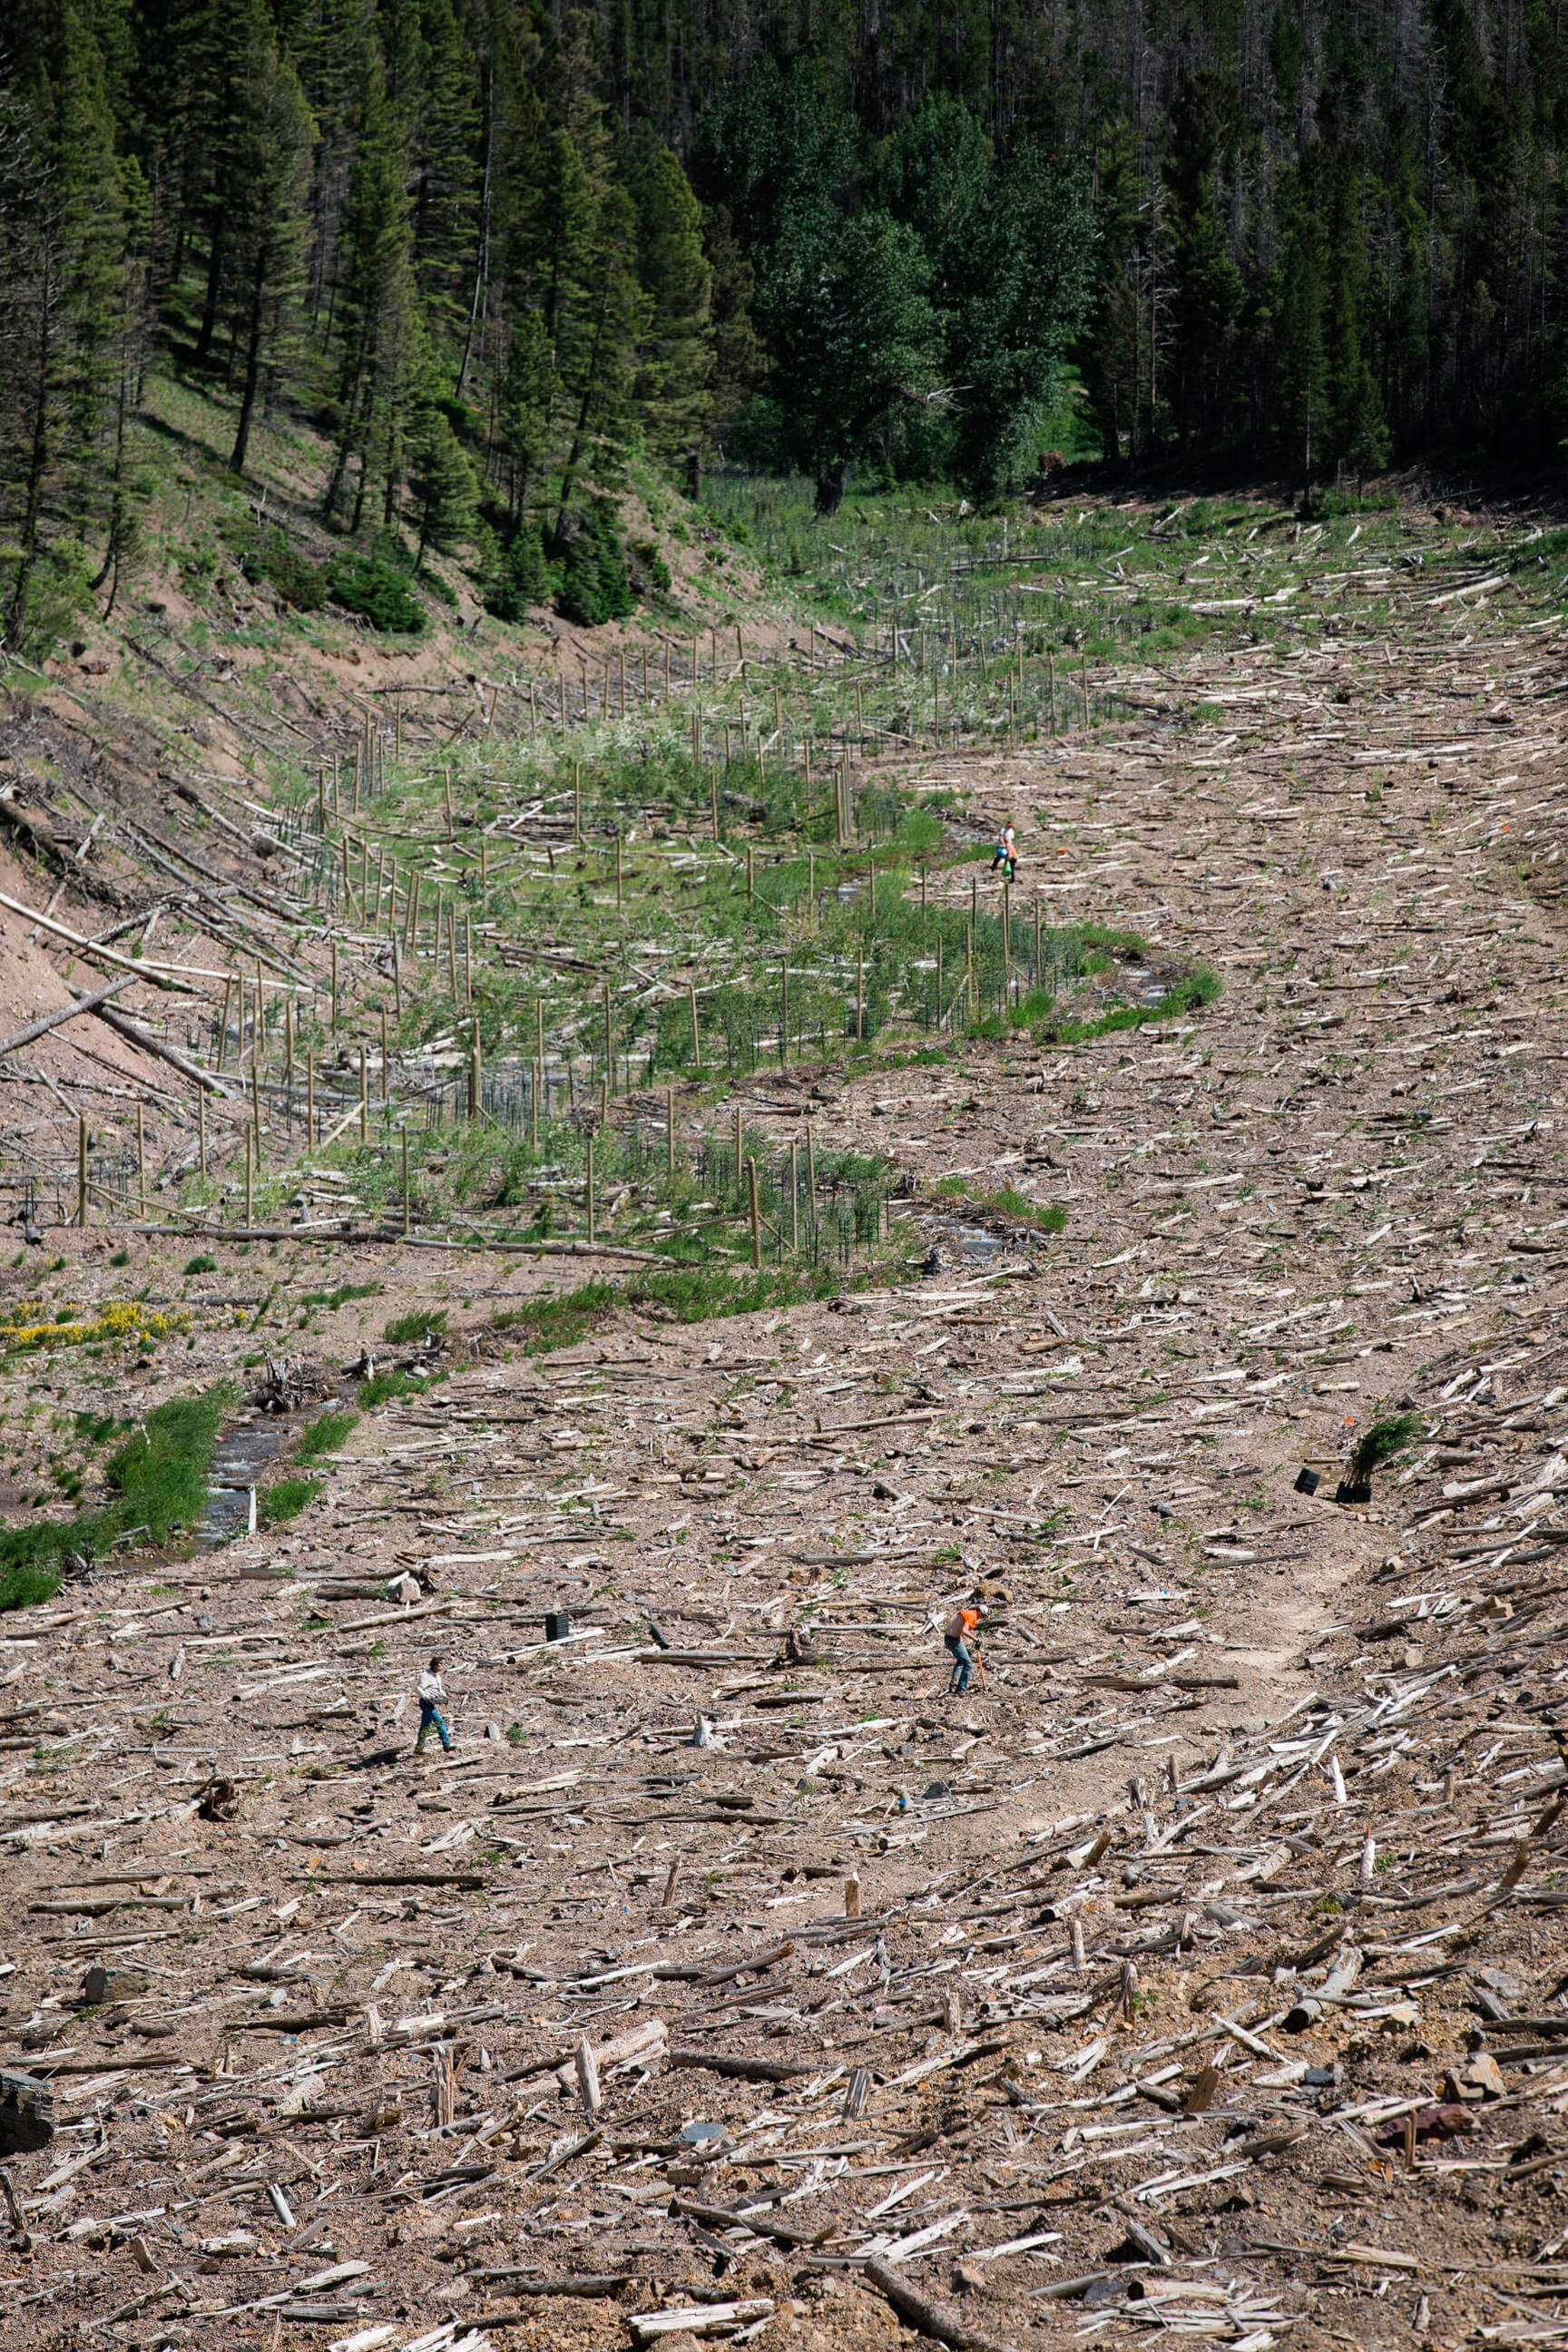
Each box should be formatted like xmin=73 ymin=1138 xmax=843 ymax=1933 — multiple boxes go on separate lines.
xmin=384 ymin=1307 xmax=448 ymax=1345
xmin=295 ymin=1409 xmax=360 ymax=1461
xmin=260 ymin=1475 xmax=323 ymax=1527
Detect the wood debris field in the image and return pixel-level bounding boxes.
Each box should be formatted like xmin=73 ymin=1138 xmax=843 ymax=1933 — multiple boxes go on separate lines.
xmin=1 ymin=487 xmax=1567 ymax=2352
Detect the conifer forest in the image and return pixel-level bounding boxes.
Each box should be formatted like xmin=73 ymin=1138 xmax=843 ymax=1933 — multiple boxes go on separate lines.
xmin=4 ymin=0 xmax=1567 ymax=642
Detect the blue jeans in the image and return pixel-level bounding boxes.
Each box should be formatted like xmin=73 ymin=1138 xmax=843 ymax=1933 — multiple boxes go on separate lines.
xmin=416 ymin=1700 xmax=451 ymax=1751
xmin=945 ymin=1634 xmax=974 ymax=1694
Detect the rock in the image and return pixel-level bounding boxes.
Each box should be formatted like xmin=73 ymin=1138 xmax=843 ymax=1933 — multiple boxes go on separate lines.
xmin=83 ymin=1965 xmax=148 ymax=2005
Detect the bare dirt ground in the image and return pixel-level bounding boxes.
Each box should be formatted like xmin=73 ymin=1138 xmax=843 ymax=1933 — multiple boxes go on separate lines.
xmin=2 ymin=560 xmax=1568 ymax=2352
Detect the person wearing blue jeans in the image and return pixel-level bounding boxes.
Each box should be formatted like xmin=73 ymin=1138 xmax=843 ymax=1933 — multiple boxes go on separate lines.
xmin=416 ymin=1654 xmax=452 ymax=1753
xmin=944 ymin=1602 xmax=984 ymax=1696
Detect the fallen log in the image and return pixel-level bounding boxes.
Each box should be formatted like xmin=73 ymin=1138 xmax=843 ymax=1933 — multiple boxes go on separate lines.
xmin=0 ymin=887 xmax=200 ymax=992
xmin=68 ymin=987 xmax=237 ymax=1096
xmin=861 ymin=2256 xmax=1019 ymax=2352
xmin=665 ymin=2049 xmax=817 ymax=2082
xmin=0 ymin=977 xmax=128 ymax=1057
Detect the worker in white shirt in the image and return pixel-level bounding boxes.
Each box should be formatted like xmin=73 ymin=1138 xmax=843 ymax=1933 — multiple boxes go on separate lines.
xmin=415 ymin=1654 xmax=453 ymax=1753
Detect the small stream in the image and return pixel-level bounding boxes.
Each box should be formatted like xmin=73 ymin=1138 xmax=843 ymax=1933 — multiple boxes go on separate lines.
xmin=194 ymin=1410 xmax=289 ymax=1550
xmin=918 ymin=1212 xmax=1008 ymax=1262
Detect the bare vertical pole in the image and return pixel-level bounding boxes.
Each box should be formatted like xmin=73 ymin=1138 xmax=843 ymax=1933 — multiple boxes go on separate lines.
xmin=857 ymin=944 xmax=864 ymax=1044
xmin=402 ymin=1130 xmax=411 ymax=1237
xmin=358 ymin=1045 xmax=368 ymax=1144
xmin=573 ymin=763 xmax=582 ymax=845
xmin=330 ymin=941 xmax=339 ymax=1034
xmin=251 ymin=1059 xmax=262 ymax=1164
xmin=780 ymin=953 xmax=789 ymax=1066
xmin=136 ymin=1102 xmax=146 ymax=1218
xmin=216 ymin=975 xmax=232 ymax=1072
xmin=307 ymin=1052 xmax=315 ymax=1152
xmin=789 ymin=1140 xmax=799 ymax=1251
xmin=688 ymin=984 xmax=701 ymax=1071
xmin=615 ymin=833 xmax=622 ymax=909
xmin=531 ymin=1058 xmax=541 ymax=1151
xmin=284 ymin=994 xmax=294 ymax=1082
xmin=666 ymin=1083 xmax=675 ymax=1178
xmin=464 ymin=912 xmax=473 ymax=1010
xmin=198 ymin=1085 xmax=207 ymax=1179
xmin=585 ymin=1130 xmax=595 ymax=1244
xmin=747 ymin=1156 xmax=761 ymax=1269
xmin=244 ymin=1125 xmax=253 ymax=1228
xmin=380 ymin=1005 xmax=389 ymax=1104
xmin=77 ymin=1115 xmax=87 ymax=1226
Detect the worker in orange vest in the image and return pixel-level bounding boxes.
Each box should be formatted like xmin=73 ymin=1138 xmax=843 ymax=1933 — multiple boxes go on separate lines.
xmin=944 ymin=1598 xmax=985 ymax=1696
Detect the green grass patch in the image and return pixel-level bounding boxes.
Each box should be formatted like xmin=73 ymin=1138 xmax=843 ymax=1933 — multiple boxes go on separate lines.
xmin=301 ymin=1281 xmax=381 ymax=1312
xmin=359 ymin=1368 xmax=446 ymax=1406
xmin=494 ymin=1256 xmax=907 ymax=1357
xmin=384 ymin=1307 xmax=448 ymax=1345
xmin=295 ymin=1409 xmax=360 ymax=1461
xmin=0 ymin=1381 xmax=235 ymax=1603
xmin=259 ymin=1475 xmax=323 ymax=1527
xmin=183 ymin=1254 xmax=219 ymax=1276
xmin=933 ymin=1176 xmax=1067 ymax=1232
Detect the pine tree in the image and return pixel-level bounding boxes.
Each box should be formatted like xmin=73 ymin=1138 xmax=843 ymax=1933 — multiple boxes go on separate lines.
xmin=408 ymin=404 xmax=478 ymax=567
xmin=322 ymin=56 xmax=421 ymax=532
xmin=226 ymin=36 xmax=315 ymax=474
xmin=1269 ymin=191 xmax=1327 ymax=486
xmin=627 ymin=133 xmax=712 ymax=485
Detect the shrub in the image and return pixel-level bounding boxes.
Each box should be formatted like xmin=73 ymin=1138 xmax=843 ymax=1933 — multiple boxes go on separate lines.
xmin=327 ymin=548 xmax=425 ymax=632
xmin=247 ymin=527 xmax=328 ymax=611
xmin=183 ymin=1254 xmax=218 ymax=1276
xmin=1348 ymin=1413 xmax=1425 ymax=1486
xmin=629 ymin=538 xmax=672 ymax=595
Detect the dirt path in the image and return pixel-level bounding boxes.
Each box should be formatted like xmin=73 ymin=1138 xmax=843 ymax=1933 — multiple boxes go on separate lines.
xmin=2 ymin=606 xmax=1567 ymax=2352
